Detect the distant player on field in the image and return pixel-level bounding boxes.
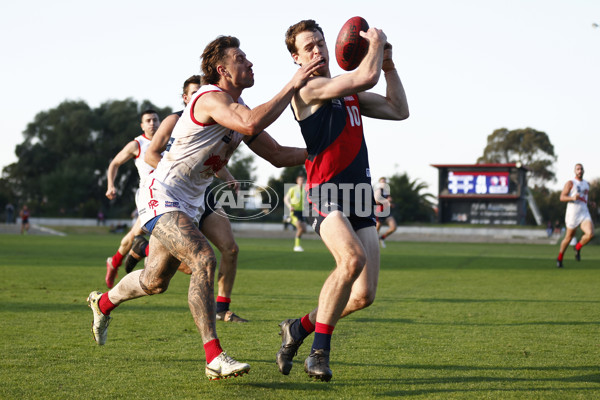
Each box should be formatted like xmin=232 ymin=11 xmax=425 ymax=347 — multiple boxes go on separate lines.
xmin=276 ymin=20 xmax=409 ymax=381
xmin=556 ymin=163 xmax=595 ymax=268
xmin=284 ymin=174 xmax=307 ymax=252
xmin=374 ymin=176 xmax=397 ymax=247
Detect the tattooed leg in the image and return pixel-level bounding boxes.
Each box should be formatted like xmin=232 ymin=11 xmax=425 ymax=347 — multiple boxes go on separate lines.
xmin=150 ymin=211 xmax=218 ymax=344
xmin=107 ymin=269 xmax=148 ymax=305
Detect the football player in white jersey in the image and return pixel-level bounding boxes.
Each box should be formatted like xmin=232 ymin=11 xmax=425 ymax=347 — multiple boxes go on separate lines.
xmin=87 ymin=35 xmax=322 ymax=380
xmin=374 ymin=176 xmax=397 ymax=247
xmin=556 ymin=163 xmax=595 ymax=267
xmin=140 ymin=75 xmax=248 ymax=322
xmin=103 ymin=109 xmax=159 ymax=288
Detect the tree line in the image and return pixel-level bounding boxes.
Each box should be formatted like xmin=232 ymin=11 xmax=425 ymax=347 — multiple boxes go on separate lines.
xmin=1 ymin=99 xmax=596 ymax=226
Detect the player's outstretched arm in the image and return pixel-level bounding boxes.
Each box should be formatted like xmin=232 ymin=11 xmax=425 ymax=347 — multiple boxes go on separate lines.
xmin=358 ymin=43 xmax=409 ymax=121
xmin=145 ymin=113 xmax=179 ymax=168
xmin=106 ymin=141 xmax=138 ymax=200
xmin=245 ymin=131 xmax=307 ymax=168
xmin=198 ymin=56 xmax=324 ymax=136
xmin=298 ymin=28 xmax=387 ymax=105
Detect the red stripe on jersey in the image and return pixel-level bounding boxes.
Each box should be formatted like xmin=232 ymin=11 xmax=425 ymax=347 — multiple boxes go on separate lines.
xmin=305 ymin=98 xmax=363 ymax=186
xmin=190 ymin=90 xmax=222 ymax=127
xmin=134 ymin=139 xmax=141 ymax=159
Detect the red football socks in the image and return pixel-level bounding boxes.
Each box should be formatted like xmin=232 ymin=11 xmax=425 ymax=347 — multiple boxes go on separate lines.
xmin=111 ymin=251 xmax=124 ymax=268
xmin=300 ymin=314 xmax=315 ymax=333
xmin=204 ymin=339 xmax=223 ymax=364
xmin=99 ymin=292 xmax=117 ymax=315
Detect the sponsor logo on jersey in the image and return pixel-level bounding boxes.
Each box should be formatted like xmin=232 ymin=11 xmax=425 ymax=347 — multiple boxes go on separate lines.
xmin=222 ymin=130 xmax=234 ymax=144
xmin=165 ymin=201 xmax=179 ymax=208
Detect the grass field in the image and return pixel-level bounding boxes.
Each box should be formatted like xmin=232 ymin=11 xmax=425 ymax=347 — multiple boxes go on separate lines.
xmin=0 ymin=232 xmax=599 ymax=399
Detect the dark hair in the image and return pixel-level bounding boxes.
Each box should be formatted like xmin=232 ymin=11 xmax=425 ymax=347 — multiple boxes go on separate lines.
xmin=201 ymin=36 xmax=241 ymax=85
xmin=182 ymin=75 xmax=201 ymax=95
xmin=140 ymin=109 xmax=158 ymax=121
xmin=285 ymin=19 xmax=324 ymax=54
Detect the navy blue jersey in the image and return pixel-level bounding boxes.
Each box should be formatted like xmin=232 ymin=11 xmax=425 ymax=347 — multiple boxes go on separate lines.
xmin=294 ymin=94 xmax=374 ymax=219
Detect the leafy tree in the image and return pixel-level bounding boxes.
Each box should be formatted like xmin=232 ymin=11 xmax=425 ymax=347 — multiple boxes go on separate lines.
xmin=4 ymin=99 xmax=171 ymax=218
xmin=525 ymin=185 xmax=563 ymax=226
xmin=477 ymin=127 xmax=557 ymax=185
xmin=387 ymin=173 xmax=436 ymax=223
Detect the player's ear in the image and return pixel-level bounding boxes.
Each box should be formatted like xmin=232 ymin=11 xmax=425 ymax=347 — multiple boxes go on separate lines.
xmin=292 ymin=53 xmax=300 ymax=65
xmin=217 ymin=65 xmax=229 ymax=78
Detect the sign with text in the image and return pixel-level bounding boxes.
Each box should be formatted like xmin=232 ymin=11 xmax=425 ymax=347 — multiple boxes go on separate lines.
xmin=447 ymin=171 xmax=509 ymax=195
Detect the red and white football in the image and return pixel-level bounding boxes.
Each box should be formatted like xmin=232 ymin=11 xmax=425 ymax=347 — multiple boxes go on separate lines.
xmin=335 ymin=16 xmax=369 ymax=71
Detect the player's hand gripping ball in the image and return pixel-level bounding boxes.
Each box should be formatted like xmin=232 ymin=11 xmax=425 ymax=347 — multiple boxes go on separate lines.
xmin=335 ymin=16 xmax=369 ymax=71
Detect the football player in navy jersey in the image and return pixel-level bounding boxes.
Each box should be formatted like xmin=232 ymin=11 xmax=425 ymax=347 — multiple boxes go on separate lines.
xmin=276 ymin=19 xmax=409 ymax=381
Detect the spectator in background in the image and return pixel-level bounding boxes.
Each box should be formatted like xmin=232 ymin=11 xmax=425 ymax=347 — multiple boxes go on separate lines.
xmin=5 ymin=203 xmax=15 ymax=224
xmin=19 ymin=205 xmax=30 ymax=234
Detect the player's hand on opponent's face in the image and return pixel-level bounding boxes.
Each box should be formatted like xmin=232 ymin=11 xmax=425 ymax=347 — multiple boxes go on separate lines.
xmin=292 ymin=55 xmax=324 ymax=90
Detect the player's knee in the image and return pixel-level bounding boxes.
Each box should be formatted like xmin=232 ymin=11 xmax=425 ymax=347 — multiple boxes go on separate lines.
xmin=227 ymin=242 xmax=239 ymax=258
xmin=354 ymin=294 xmax=375 ymax=311
xmin=341 ymin=254 xmax=366 ymax=281
xmin=141 ymin=279 xmax=170 ymax=295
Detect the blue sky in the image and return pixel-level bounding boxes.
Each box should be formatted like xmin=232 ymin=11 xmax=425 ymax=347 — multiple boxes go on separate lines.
xmin=1 ymin=0 xmax=599 ymax=195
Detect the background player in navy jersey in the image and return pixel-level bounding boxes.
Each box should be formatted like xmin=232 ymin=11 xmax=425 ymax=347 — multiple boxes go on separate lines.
xmin=141 ymin=74 xmax=248 ymax=322
xmin=277 ymin=19 xmax=409 ymax=381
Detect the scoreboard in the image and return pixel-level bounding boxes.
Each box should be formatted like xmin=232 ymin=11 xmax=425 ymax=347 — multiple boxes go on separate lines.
xmin=447 ymin=171 xmax=510 ymax=195
xmin=432 ymin=163 xmax=528 ymax=225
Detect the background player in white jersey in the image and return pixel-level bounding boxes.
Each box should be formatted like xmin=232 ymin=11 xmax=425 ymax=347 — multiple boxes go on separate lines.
xmin=86 ymin=35 xmax=322 ymax=380
xmin=556 ymin=163 xmax=595 ymax=268
xmin=374 ymin=176 xmax=397 ymax=247
xmin=104 ymin=109 xmax=159 ymax=288
xmin=141 ymin=74 xmax=248 ymax=322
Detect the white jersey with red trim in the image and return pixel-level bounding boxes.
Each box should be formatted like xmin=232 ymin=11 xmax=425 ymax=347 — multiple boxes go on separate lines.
xmin=133 ymin=134 xmax=155 ymax=182
xmin=565 ymin=178 xmax=592 ymax=229
xmin=136 ymin=84 xmax=245 ymax=226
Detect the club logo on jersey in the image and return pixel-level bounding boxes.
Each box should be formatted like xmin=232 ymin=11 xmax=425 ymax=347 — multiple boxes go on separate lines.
xmin=148 ymin=199 xmax=159 ymax=209
xmin=332 ymin=99 xmax=343 ymax=109
xmin=200 ymin=154 xmax=228 ymax=176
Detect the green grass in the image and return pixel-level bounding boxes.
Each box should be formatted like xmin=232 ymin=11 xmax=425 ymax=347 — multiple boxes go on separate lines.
xmin=0 ymin=233 xmax=599 ymax=399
